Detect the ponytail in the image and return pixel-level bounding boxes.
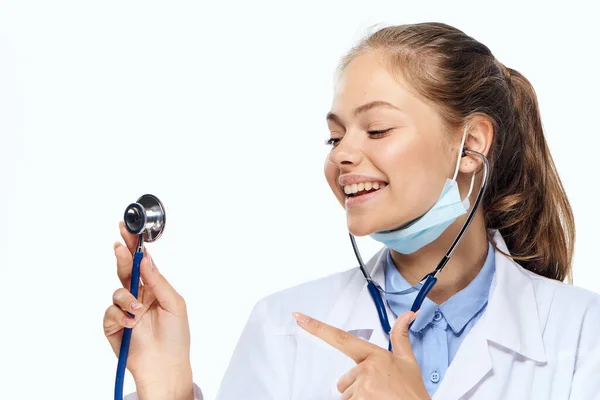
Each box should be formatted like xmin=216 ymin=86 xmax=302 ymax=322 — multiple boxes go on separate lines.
xmin=485 ymin=64 xmax=574 ymax=282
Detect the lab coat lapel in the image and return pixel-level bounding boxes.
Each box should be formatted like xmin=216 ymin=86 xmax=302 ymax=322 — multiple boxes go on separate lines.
xmin=481 ymin=230 xmax=547 ymax=363
xmin=433 ymin=230 xmax=547 ymax=400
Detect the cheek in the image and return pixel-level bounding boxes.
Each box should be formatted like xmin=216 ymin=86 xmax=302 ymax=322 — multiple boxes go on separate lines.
xmin=377 ymin=135 xmax=446 ymax=218
xmin=377 ymin=136 xmax=425 ymax=187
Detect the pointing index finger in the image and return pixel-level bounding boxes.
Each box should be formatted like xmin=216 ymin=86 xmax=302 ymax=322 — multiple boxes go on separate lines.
xmin=293 ymin=312 xmax=377 ymax=363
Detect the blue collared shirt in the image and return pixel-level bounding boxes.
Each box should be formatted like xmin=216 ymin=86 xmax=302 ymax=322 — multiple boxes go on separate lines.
xmin=384 ymin=242 xmax=496 ymax=396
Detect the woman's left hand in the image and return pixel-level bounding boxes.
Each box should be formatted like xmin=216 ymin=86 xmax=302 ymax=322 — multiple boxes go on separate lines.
xmin=293 ymin=310 xmax=430 ymax=400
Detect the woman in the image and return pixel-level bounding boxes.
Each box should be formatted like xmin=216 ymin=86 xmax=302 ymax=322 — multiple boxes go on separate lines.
xmin=103 ymin=22 xmax=600 ymax=399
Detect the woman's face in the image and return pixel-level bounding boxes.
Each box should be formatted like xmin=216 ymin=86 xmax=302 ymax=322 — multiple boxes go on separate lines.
xmin=324 ymin=50 xmax=462 ymax=236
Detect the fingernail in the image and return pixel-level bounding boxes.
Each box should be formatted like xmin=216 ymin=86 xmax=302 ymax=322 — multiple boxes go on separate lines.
xmin=131 ymin=301 xmax=143 ymax=310
xmin=113 ymin=242 xmax=121 ymax=250
xmin=292 ymin=312 xmax=309 ymax=325
xmin=119 ymin=221 xmax=125 ymax=228
xmin=143 ymin=256 xmax=155 ymax=272
xmin=400 ymin=312 xmax=413 ymax=325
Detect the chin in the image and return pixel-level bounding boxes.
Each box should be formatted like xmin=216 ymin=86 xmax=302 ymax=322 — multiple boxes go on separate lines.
xmin=346 ymin=215 xmax=382 ymax=237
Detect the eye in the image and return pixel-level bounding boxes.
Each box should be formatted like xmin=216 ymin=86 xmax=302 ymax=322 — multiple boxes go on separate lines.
xmin=367 ymin=128 xmax=392 ymax=137
xmin=325 ymin=138 xmax=341 ymax=147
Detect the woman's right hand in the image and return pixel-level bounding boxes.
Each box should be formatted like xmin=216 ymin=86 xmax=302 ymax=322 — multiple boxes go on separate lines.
xmin=103 ymin=221 xmax=194 ymax=400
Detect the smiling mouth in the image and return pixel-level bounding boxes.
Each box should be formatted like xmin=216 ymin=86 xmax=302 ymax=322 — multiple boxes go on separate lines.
xmin=344 ymin=182 xmax=387 ymax=197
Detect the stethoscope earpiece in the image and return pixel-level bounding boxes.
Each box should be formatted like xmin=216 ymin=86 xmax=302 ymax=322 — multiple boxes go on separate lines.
xmin=123 ymin=194 xmax=166 ymax=242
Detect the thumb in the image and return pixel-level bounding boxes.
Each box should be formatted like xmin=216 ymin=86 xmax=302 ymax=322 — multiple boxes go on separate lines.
xmin=138 ymin=252 xmax=184 ymax=315
xmin=390 ymin=310 xmax=420 ymax=358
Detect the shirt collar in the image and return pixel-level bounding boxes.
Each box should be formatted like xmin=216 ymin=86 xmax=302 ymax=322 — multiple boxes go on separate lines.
xmin=384 ymin=241 xmax=496 ymax=334
xmin=438 ymin=241 xmax=496 ymax=334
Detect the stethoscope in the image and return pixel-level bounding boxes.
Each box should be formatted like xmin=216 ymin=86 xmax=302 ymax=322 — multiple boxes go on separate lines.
xmin=349 ymin=148 xmax=490 ymax=351
xmin=114 ymin=194 xmax=167 ymax=400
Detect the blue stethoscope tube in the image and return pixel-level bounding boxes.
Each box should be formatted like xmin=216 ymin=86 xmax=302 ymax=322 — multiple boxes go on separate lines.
xmin=366 ymin=277 xmax=438 ymax=351
xmin=114 ymin=240 xmax=144 ymax=400
xmin=352 ymin=148 xmax=490 ymax=352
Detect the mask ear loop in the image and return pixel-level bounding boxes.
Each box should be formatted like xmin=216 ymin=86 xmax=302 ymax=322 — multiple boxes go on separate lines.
xmin=452 ymin=128 xmax=468 ymax=181
xmin=465 ymin=173 xmax=475 ymax=200
xmin=452 ymin=128 xmax=476 ymax=203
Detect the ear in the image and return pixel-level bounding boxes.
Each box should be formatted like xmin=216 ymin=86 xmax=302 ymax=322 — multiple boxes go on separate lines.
xmin=458 ymin=115 xmax=494 ymax=174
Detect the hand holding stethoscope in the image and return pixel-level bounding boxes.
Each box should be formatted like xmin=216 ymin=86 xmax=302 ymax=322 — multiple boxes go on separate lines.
xmin=102 ymin=195 xmax=194 ymax=400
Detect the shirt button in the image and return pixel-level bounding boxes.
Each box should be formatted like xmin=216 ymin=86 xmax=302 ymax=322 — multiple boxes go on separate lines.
xmin=430 ymin=370 xmax=440 ymax=383
xmin=433 ymin=311 xmax=442 ymax=321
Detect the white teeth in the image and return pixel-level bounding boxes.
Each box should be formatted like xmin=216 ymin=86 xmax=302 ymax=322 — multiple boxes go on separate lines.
xmin=342 ymin=181 xmax=386 ymax=195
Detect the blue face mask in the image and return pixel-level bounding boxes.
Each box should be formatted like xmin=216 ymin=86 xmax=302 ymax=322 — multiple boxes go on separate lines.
xmin=369 ymin=130 xmax=474 ymax=254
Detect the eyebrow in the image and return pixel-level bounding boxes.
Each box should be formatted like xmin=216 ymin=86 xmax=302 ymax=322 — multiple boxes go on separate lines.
xmin=325 ymin=101 xmax=403 ymax=125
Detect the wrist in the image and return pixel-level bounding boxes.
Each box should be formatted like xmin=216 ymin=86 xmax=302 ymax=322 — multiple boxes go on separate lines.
xmin=134 ymin=365 xmax=194 ymax=400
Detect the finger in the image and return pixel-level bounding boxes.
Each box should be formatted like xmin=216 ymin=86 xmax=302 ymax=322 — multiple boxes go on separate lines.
xmin=112 ymin=287 xmax=144 ymax=318
xmin=103 ymin=304 xmax=137 ymax=336
xmin=390 ymin=310 xmax=419 ymax=358
xmin=292 ymin=312 xmax=378 ymax=363
xmin=340 ymin=381 xmax=356 ymax=400
xmin=119 ymin=221 xmax=139 ymax=255
xmin=114 ymin=241 xmax=136 ymax=289
xmin=337 ymin=365 xmax=360 ymax=393
xmin=138 ymin=251 xmax=184 ymax=314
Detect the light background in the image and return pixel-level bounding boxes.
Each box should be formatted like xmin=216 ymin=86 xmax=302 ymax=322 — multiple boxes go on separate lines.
xmin=1 ymin=1 xmax=598 ymax=399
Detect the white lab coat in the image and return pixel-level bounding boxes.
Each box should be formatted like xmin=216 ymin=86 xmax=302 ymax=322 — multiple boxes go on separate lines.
xmin=126 ymin=229 xmax=600 ymax=400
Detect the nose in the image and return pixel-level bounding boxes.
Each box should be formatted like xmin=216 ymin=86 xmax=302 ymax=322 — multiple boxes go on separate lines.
xmin=327 ymin=134 xmax=364 ymax=168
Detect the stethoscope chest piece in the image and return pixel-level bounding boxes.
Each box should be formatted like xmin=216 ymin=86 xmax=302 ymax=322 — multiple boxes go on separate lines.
xmin=123 ymin=194 xmax=166 ymax=242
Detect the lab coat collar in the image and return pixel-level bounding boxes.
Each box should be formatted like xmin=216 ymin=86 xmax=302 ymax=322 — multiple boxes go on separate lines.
xmin=481 ymin=229 xmax=547 ymax=363
xmin=324 ymin=229 xmax=547 ymax=363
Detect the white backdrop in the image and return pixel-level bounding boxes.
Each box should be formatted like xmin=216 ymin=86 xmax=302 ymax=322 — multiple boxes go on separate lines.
xmin=1 ymin=1 xmax=598 ymax=399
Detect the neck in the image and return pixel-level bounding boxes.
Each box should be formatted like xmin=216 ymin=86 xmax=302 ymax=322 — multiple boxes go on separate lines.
xmin=389 ymin=211 xmax=490 ymax=305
